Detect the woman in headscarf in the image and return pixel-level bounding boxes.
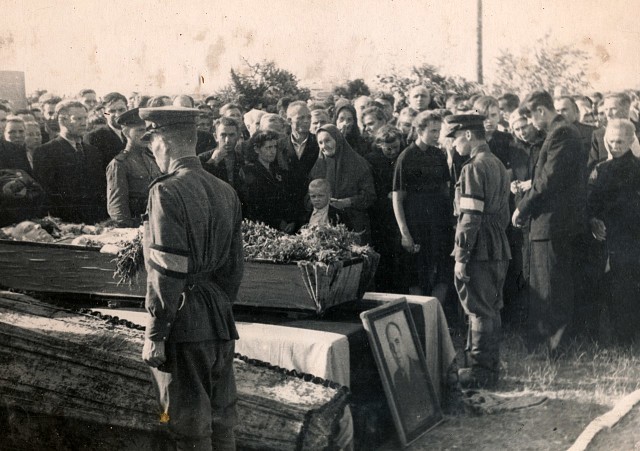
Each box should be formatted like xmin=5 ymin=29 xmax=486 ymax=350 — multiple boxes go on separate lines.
xmin=333 ymin=99 xmax=370 ymax=156
xmin=309 ymin=124 xmax=376 ymax=243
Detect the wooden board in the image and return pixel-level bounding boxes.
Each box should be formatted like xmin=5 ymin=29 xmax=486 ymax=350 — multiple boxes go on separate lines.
xmin=0 ymin=291 xmax=349 ymax=450
xmin=0 ymin=239 xmax=146 ymax=298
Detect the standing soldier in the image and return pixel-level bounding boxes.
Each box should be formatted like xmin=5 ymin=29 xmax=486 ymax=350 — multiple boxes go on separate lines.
xmin=106 ymin=108 xmax=162 ymax=227
xmin=447 ymin=114 xmax=511 ymax=389
xmin=139 ymin=106 xmax=244 ymax=451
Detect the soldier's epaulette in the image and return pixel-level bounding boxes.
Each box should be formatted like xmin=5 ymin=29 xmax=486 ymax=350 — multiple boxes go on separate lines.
xmin=148 ymin=171 xmax=176 ymax=190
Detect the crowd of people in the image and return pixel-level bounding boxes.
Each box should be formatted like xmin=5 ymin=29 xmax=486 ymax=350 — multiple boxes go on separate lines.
xmin=1 ymin=84 xmax=640 ymax=375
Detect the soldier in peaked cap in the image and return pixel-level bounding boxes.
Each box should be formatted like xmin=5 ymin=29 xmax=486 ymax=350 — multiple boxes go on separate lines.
xmin=140 ymin=106 xmax=244 ymax=450
xmin=105 ymin=108 xmax=162 ymax=227
xmin=447 ymin=114 xmax=511 ymax=389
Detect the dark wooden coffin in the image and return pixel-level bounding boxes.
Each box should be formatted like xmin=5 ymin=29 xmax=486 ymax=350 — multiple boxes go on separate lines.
xmin=0 ymin=239 xmax=378 ymax=313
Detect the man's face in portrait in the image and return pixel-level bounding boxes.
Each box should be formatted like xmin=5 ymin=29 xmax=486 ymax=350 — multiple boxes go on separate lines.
xmin=387 ymin=323 xmax=407 ymax=369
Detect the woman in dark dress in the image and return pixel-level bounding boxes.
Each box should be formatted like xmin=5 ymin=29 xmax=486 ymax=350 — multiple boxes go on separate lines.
xmin=365 ymin=125 xmax=405 ymax=292
xmin=239 ymin=130 xmax=295 ymax=233
xmin=392 ymin=111 xmax=452 ymax=295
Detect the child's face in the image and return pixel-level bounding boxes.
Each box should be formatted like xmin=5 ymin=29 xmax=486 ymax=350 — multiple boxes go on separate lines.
xmin=309 ymin=186 xmax=330 ymax=210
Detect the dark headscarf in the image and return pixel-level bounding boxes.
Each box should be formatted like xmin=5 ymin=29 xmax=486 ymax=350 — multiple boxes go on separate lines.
xmin=311 ymin=124 xmax=375 ymax=209
xmin=333 ymin=99 xmax=368 ymax=156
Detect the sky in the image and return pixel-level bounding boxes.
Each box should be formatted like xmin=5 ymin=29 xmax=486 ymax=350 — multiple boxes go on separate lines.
xmin=1 ymin=0 xmax=639 ymax=97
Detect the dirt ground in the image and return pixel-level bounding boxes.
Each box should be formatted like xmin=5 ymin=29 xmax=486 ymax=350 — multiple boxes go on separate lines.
xmin=384 ymin=398 xmax=608 ymax=451
xmin=588 ymin=403 xmax=640 ymax=451
xmin=378 ymin=327 xmax=640 ymax=451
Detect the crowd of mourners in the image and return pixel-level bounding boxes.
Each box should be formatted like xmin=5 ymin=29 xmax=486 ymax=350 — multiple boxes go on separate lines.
xmin=1 ymin=84 xmax=640 ymax=351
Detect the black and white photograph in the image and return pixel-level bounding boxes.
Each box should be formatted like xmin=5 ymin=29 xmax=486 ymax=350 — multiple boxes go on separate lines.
xmin=361 ymin=297 xmax=443 ymax=446
xmin=1 ymin=0 xmax=640 ymax=449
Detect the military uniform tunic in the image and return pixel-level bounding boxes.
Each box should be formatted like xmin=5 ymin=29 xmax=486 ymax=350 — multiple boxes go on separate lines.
xmin=453 ymin=143 xmax=511 ymax=375
xmin=143 ymin=155 xmax=243 ymax=343
xmin=453 ymin=144 xmax=511 ymax=269
xmin=106 ymin=148 xmax=162 ymax=227
xmin=143 ymin=155 xmax=243 ymax=446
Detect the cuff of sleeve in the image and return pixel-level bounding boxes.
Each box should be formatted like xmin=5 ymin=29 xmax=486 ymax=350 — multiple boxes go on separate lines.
xmin=517 ymin=197 xmax=531 ymax=217
xmin=145 ymin=316 xmax=172 ymax=341
xmin=452 ymin=247 xmax=470 ymax=263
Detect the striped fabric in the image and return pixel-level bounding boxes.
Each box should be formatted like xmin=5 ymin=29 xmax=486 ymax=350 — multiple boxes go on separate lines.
xmin=460 ymin=196 xmax=485 ymax=213
xmin=149 ymin=246 xmax=189 ymax=275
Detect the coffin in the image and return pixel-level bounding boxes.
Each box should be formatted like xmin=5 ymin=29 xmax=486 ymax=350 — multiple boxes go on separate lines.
xmin=0 ymin=239 xmax=378 ymax=313
xmin=0 ymin=291 xmax=349 ymax=450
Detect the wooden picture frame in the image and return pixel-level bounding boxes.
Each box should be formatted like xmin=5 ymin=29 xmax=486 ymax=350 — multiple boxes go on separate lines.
xmin=360 ymin=297 xmax=443 ymax=446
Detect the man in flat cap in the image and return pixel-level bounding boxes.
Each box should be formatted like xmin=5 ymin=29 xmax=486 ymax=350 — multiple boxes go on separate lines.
xmin=512 ymin=90 xmax=586 ymax=355
xmin=140 ymin=106 xmax=244 ymax=450
xmin=448 ymin=114 xmax=511 ymax=388
xmin=105 ymin=108 xmax=162 ymax=227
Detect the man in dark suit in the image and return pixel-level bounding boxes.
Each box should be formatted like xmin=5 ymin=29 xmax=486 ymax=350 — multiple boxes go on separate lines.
xmin=555 ymin=96 xmax=595 ymax=156
xmin=277 ymin=101 xmax=319 ymax=226
xmin=555 ymin=95 xmax=607 ymax=339
xmin=385 ymin=321 xmax=433 ymax=432
xmin=512 ymin=91 xmax=587 ymax=354
xmin=84 ymin=92 xmax=128 ymax=171
xmin=588 ymin=92 xmax=640 ymax=170
xmin=31 ymin=100 xmax=107 ymax=223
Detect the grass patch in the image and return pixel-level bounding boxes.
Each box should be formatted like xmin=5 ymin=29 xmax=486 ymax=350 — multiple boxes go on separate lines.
xmin=499 ymin=332 xmax=640 ymax=406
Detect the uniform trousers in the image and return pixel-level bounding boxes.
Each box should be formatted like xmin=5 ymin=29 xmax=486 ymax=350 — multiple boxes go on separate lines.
xmin=151 ymin=339 xmax=237 ymax=451
xmin=455 ymin=260 xmax=509 ymax=372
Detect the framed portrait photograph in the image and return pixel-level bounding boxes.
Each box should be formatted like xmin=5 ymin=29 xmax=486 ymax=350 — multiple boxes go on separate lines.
xmin=360 ymin=297 xmax=443 ymax=447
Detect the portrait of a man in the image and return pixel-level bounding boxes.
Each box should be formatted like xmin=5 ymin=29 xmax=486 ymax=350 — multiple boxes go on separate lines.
xmin=380 ymin=313 xmax=437 ymax=434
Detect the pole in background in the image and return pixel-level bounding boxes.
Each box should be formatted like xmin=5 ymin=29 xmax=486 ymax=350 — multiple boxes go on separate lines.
xmin=476 ymin=0 xmax=483 ymax=84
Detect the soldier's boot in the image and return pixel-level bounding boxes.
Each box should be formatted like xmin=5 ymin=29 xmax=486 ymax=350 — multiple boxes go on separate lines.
xmin=458 ymin=316 xmax=500 ymax=389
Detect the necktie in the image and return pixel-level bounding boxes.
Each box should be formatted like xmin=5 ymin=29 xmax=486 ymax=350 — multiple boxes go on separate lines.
xmin=75 ymin=141 xmax=85 ymax=167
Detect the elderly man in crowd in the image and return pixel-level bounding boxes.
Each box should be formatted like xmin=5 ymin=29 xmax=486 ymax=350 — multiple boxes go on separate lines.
xmin=85 ymin=91 xmax=128 ymax=170
xmin=31 ymin=100 xmax=107 ymax=223
xmin=587 ymin=119 xmax=640 ymax=344
xmin=589 ymin=92 xmax=640 ymax=169
xmin=279 ymin=101 xmax=319 ymax=226
xmin=512 ymin=90 xmax=587 ymax=355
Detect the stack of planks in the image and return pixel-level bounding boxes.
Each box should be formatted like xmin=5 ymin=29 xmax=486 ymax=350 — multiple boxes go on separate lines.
xmin=0 ymin=291 xmax=348 ymax=450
